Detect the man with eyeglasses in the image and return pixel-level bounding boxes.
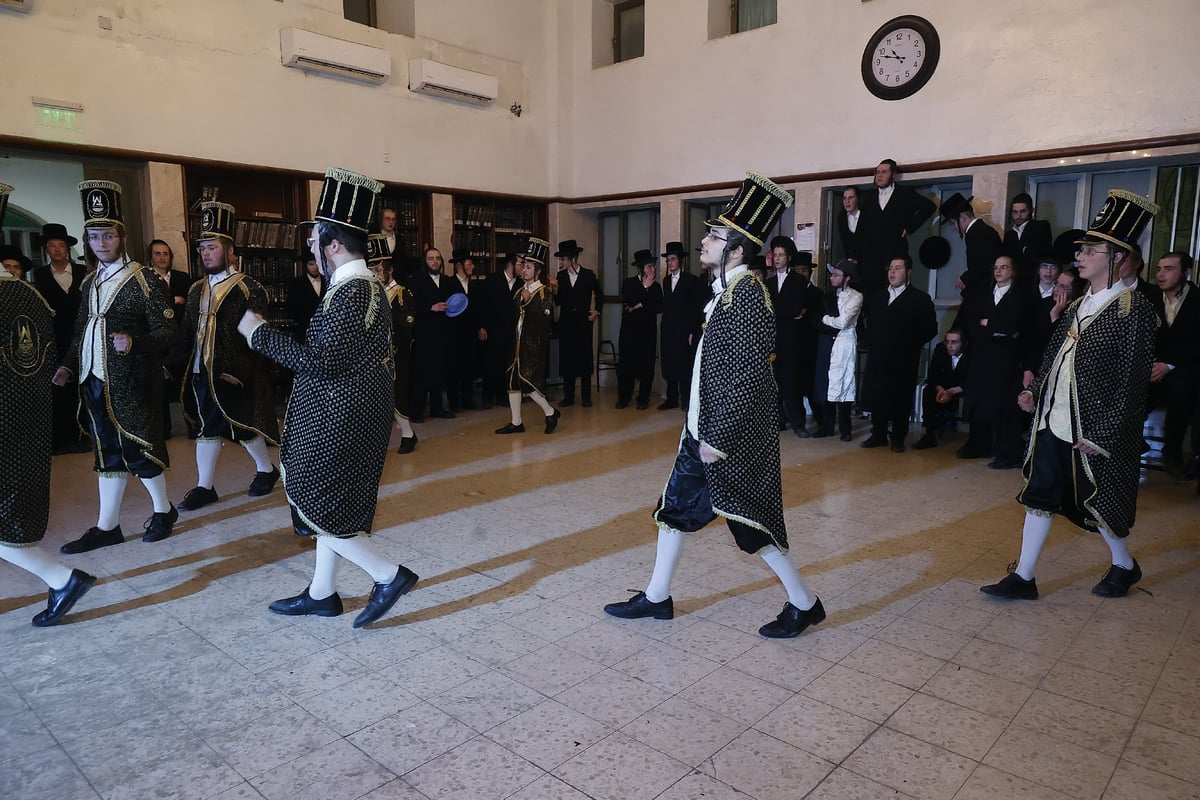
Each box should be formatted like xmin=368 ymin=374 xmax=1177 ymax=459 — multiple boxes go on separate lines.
xmin=604 ymin=173 xmax=825 ymax=639
xmin=51 ymin=180 xmax=178 ymax=553
xmin=175 ymin=202 xmax=280 ymax=514
xmin=982 ymin=190 xmax=1159 ymax=601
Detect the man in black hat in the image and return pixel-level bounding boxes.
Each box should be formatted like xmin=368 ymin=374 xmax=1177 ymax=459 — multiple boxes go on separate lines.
xmin=0 ymin=190 xmax=97 ymax=625
xmin=604 ymin=172 xmax=825 ymax=639
xmin=616 ymin=249 xmax=663 ymax=410
xmin=1003 ymin=192 xmax=1053 ymax=280
xmin=51 ymin=180 xmax=178 ymax=554
xmin=982 ymin=189 xmax=1159 ymax=601
xmin=940 ymin=192 xmax=1004 ymax=293
xmin=481 ymin=251 xmax=524 ymax=409
xmin=0 ymin=245 xmax=33 ymax=280
xmin=367 ymin=233 xmax=417 ymax=454
xmin=410 ymin=246 xmax=456 ymax=421
xmin=176 ymin=201 xmax=280 ymax=515
xmin=857 ymin=159 xmax=936 ymax=297
xmin=658 ymin=241 xmax=704 ymax=411
xmin=860 ymin=253 xmax=938 ymax=453
xmin=34 ymin=222 xmax=91 ymax=454
xmin=446 ymin=248 xmax=482 ymax=411
xmin=553 ymin=239 xmax=602 ymax=407
xmin=239 ymin=167 xmax=418 ymax=628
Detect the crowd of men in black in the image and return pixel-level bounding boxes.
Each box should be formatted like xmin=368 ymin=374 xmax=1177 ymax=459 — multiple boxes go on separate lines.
xmin=5 ymin=159 xmax=1196 ymax=483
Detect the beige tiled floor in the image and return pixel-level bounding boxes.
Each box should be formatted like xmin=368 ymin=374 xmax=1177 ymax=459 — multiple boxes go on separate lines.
xmin=2 ymin=393 xmax=1199 ymax=800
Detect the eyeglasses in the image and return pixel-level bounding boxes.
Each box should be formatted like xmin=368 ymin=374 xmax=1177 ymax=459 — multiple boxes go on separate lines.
xmin=1077 ymin=245 xmax=1110 ymax=257
xmin=703 ymin=231 xmax=728 ymax=243
xmin=306 ymin=237 xmax=318 ymax=248
xmin=86 ymin=232 xmax=120 ymax=243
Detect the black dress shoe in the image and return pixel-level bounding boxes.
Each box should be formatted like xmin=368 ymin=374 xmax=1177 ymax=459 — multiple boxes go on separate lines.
xmin=603 ymin=591 xmax=674 ymax=620
xmin=354 ymin=565 xmax=419 ymax=628
xmin=1092 ymin=560 xmax=1142 ymax=598
xmin=397 ymin=434 xmax=418 ymax=454
xmin=61 ymin=526 xmax=124 ymax=555
xmin=179 ymin=485 xmax=219 ymax=511
xmin=987 ymin=459 xmax=1022 ymax=470
xmin=434 ymin=410 xmax=457 ymax=419
xmin=811 ymin=429 xmax=835 ymax=439
xmin=269 ymin=587 xmax=344 ymax=617
xmin=891 ymin=439 xmax=906 ymax=453
xmin=544 ymin=409 xmax=561 ymax=434
xmin=636 ymin=400 xmax=649 ymax=410
xmin=657 ymin=402 xmax=678 ymax=411
xmin=248 ymin=466 xmax=280 ymax=497
xmin=142 ymin=504 xmax=179 ymax=543
xmin=581 ymin=399 xmax=593 ymax=408
xmin=980 ymin=572 xmax=1038 ymax=600
xmin=794 ymin=428 xmax=811 ymax=439
xmin=560 ymin=399 xmax=575 ymax=407
xmin=615 ymin=401 xmax=629 ymax=409
xmin=912 ymin=432 xmax=938 ymax=450
xmin=839 ymin=433 xmax=853 ymax=442
xmin=32 ymin=569 xmax=97 ymax=627
xmin=759 ymin=598 xmax=826 ymax=638
xmin=861 ymin=434 xmax=888 ymax=448
xmin=495 ymin=422 xmax=525 ymax=434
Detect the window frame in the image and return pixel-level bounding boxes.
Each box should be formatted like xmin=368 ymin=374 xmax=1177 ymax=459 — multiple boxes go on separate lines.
xmin=612 ymin=0 xmax=646 ymax=64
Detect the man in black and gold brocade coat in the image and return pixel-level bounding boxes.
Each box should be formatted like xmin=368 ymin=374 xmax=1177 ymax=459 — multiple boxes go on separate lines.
xmin=241 ymin=168 xmax=418 ymax=629
xmin=605 ymin=172 xmax=825 ymax=639
xmin=52 ymin=180 xmax=179 ymax=554
xmin=177 ymin=201 xmax=280 ymax=514
xmin=983 ymin=189 xmax=1160 ymax=602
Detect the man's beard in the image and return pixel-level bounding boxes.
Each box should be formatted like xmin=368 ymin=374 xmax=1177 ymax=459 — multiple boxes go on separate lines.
xmin=203 ymin=253 xmax=228 ymax=275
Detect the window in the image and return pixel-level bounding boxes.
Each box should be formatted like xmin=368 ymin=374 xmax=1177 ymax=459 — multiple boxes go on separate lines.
xmin=613 ymin=1 xmax=645 ymax=63
xmin=734 ymin=0 xmax=776 ymax=34
xmin=343 ymin=0 xmax=376 ymax=28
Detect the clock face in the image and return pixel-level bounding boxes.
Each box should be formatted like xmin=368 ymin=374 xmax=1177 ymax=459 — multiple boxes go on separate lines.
xmin=861 ymin=16 xmax=940 ymax=101
xmin=871 ymin=28 xmax=926 ymax=89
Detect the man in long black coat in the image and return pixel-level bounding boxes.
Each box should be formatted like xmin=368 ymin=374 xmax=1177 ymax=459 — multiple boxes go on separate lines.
xmin=446 ymin=250 xmax=483 ymax=411
xmin=857 ymin=159 xmax=936 ymax=298
xmin=32 ymin=222 xmax=90 ymax=454
xmin=861 ymin=254 xmax=938 ymax=452
xmin=766 ymin=237 xmax=807 ymax=434
xmin=658 ymin=241 xmax=704 ymax=411
xmin=616 ymin=250 xmax=663 ymax=409
xmin=941 ymin=192 xmax=1004 ymax=294
xmin=409 ymin=247 xmax=456 ymax=421
xmin=792 ymin=252 xmax=826 ymax=437
xmin=1148 ymin=251 xmax=1200 ymax=478
xmin=286 ymin=255 xmax=324 ymax=340
xmin=1003 ymin=192 xmax=1053 ymax=283
xmin=480 ymin=252 xmax=523 ymax=409
xmin=553 ymin=239 xmax=603 ymax=407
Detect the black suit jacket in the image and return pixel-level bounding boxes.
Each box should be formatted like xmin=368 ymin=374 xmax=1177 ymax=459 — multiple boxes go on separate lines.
xmin=863 ymin=284 xmax=938 ymax=411
xmin=836 ymin=209 xmax=862 ymax=262
xmin=1153 ymin=283 xmax=1200 ymax=370
xmin=1003 ymin=219 xmax=1052 ymax=270
xmin=766 ymin=271 xmax=806 ymax=369
xmin=961 ymin=219 xmax=1005 ymax=291
xmin=555 ymin=267 xmax=603 ymax=374
xmin=926 ymin=342 xmax=968 ymax=392
xmin=660 ymin=270 xmax=705 ymax=380
xmin=32 ymin=262 xmax=87 ymax=358
xmin=858 ymin=184 xmax=936 ymax=294
xmin=286 ymin=274 xmax=324 ymax=334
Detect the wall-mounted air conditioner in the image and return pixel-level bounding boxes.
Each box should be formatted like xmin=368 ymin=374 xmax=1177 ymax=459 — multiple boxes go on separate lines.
xmin=280 ymin=28 xmax=391 ymax=85
xmin=408 ymin=58 xmax=498 ymax=106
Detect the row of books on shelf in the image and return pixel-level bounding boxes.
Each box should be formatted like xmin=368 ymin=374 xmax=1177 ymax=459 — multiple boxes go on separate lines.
xmin=453 ymin=204 xmax=535 ymax=233
xmin=263 ymin=283 xmax=291 ymax=305
xmin=234 ymin=220 xmax=299 ymax=250
xmin=382 ymin=200 xmax=419 ymax=228
xmin=452 ymin=228 xmax=493 ymax=258
xmin=239 ymin=254 xmax=299 ymax=283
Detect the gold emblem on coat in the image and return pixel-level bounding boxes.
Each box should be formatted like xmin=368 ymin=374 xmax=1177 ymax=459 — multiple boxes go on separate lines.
xmin=5 ymin=314 xmax=47 ymax=377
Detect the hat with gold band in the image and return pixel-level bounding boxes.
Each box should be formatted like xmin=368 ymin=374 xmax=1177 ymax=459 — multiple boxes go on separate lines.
xmin=198 ymin=201 xmax=236 ymax=242
xmin=366 ymin=232 xmax=393 ymax=264
xmin=311 ymin=167 xmax=384 ymax=233
xmin=1076 ymin=189 xmax=1159 ymax=254
xmin=79 ymin=180 xmax=124 ymax=229
xmin=706 ymin=172 xmax=794 ymax=247
xmin=525 ymin=237 xmax=549 ymax=266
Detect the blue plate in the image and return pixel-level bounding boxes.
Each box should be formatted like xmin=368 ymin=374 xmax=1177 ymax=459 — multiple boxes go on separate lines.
xmin=446 ymin=292 xmax=469 ymax=318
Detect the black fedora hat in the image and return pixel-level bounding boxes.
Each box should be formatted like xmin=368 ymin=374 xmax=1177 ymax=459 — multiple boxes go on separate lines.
xmin=919 ymin=236 xmax=952 ymax=269
xmin=631 ymin=249 xmax=655 ymax=267
xmin=1053 ymin=229 xmax=1086 ymax=264
xmin=661 ymin=241 xmax=687 ymax=259
xmin=790 ymin=251 xmax=814 ymax=268
xmin=40 ymin=222 xmax=78 ymax=247
xmin=449 ymin=248 xmax=472 ymax=264
xmin=938 ymin=193 xmax=974 ymax=223
xmin=554 ymin=239 xmax=583 ymax=258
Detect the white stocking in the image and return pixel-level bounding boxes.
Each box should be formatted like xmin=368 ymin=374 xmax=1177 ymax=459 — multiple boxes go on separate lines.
xmin=140 ymin=473 xmax=172 ymax=514
xmin=242 ymin=437 xmax=273 ymax=473
xmin=97 ymin=474 xmax=128 ymax=530
xmin=1015 ymin=513 xmax=1053 ymax=581
xmin=309 ymin=538 xmax=339 ymax=599
xmin=195 ymin=439 xmax=221 ymax=489
xmin=396 ymin=416 xmax=414 ymax=438
xmin=0 ymin=544 xmax=73 ymax=590
xmin=645 ymin=528 xmax=686 ymax=603
xmin=322 ymin=536 xmax=399 ymax=584
xmin=529 ymin=391 xmax=554 ymax=416
xmin=1099 ymin=528 xmax=1135 ymax=570
xmin=508 ymin=392 xmax=523 ymax=426
xmin=761 ymin=546 xmax=817 ymax=610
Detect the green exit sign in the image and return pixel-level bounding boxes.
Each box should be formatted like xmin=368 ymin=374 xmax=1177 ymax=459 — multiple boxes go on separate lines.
xmin=37 ymin=107 xmax=82 ymax=131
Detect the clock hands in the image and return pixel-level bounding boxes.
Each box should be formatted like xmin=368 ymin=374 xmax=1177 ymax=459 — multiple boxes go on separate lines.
xmin=881 ymin=49 xmax=905 ymax=63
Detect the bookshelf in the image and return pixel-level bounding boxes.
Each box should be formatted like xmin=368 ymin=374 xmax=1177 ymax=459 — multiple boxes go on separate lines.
xmin=452 ymin=195 xmax=545 ymax=275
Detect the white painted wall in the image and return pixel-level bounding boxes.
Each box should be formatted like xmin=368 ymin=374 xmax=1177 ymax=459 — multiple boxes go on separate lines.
xmin=0 ymin=0 xmax=557 ymax=195
xmin=561 ymin=0 xmax=1200 ymax=197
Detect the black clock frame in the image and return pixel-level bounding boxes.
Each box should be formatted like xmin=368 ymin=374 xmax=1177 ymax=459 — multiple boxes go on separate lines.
xmin=861 ymin=15 xmax=940 ymax=101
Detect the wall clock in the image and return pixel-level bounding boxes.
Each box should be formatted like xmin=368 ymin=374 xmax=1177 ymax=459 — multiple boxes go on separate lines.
xmin=861 ymin=15 xmax=940 ymax=101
